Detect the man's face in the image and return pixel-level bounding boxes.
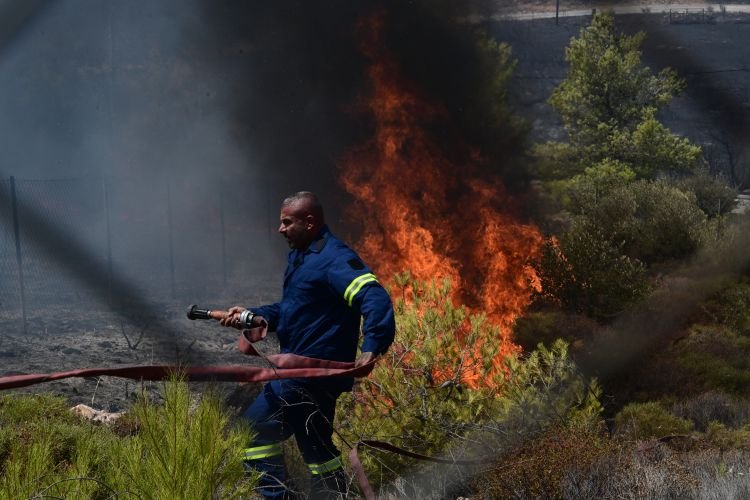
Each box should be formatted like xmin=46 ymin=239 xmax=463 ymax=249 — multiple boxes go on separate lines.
xmin=278 ymin=203 xmax=314 ymax=249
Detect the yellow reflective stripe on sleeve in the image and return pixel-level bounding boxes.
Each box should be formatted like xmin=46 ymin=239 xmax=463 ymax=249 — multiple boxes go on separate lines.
xmin=307 ymin=456 xmax=343 ymax=475
xmin=343 ymin=273 xmax=378 ymax=306
xmin=242 ymin=443 xmax=283 ymax=461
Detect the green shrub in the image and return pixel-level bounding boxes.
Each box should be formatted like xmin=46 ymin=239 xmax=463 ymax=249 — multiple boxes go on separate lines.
xmin=0 ymin=377 xmax=258 ymax=499
xmin=478 ymin=424 xmax=613 ymax=499
xmin=106 ymin=376 xmax=258 ymax=499
xmin=563 ymin=159 xmax=637 ymax=214
xmin=676 ymin=168 xmax=737 ymax=218
xmin=0 ymin=393 xmax=73 ymax=424
xmin=337 ymin=278 xmax=602 ymax=491
xmin=513 ymin=311 xmax=601 ymax=352
xmin=709 ymin=281 xmax=750 ymax=336
xmin=672 ymin=391 xmax=750 ymax=431
xmin=593 ymin=180 xmax=708 ymax=264
xmin=704 ymin=421 xmax=750 ymax=450
xmin=512 ymin=311 xmax=564 ymax=350
xmin=534 ymin=227 xmax=650 ymax=320
xmin=614 ymin=402 xmax=694 ymax=440
xmin=0 ymin=394 xmax=115 ymax=499
xmin=675 ymin=325 xmax=750 ymax=396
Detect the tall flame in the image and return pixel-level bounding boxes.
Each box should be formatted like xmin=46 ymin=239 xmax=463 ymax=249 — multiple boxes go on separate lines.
xmin=340 ymin=14 xmax=543 ymax=386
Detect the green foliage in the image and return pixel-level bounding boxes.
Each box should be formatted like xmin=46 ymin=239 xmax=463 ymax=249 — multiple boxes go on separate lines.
xmin=513 ymin=311 xmax=566 ymax=350
xmin=702 ymin=214 xmax=750 ymax=271
xmin=106 ymin=376 xmax=257 ymax=499
xmin=530 ymin=141 xmax=580 ymax=181
xmin=551 ymin=14 xmax=680 ymax=134
xmin=529 ymin=13 xmax=710 ymax=324
xmin=382 ymin=2 xmax=531 ymax=184
xmin=477 ymin=424 xmax=613 ymax=499
xmin=543 ymin=179 xmax=708 ymax=288
xmin=469 ymin=31 xmax=530 ymax=153
xmin=621 ymin=109 xmax=702 ymax=178
xmin=456 ymin=22 xmax=531 ymax=183
xmin=535 ymin=227 xmax=650 ymax=319
xmin=706 ymin=281 xmax=750 ymax=335
xmin=337 ymin=277 xmax=601 ymax=489
xmin=671 ymin=391 xmax=750 ymax=432
xmin=502 ymin=340 xmax=603 ymax=431
xmin=455 ymin=25 xmax=532 ymax=184
xmin=605 ymin=180 xmax=707 ymax=263
xmin=513 ymin=311 xmax=601 ymax=354
xmin=0 ymin=393 xmax=117 ymax=499
xmin=676 ymin=168 xmax=738 ymax=218
xmin=471 ymin=32 xmax=518 ymax=130
xmin=674 ymin=325 xmax=750 ymax=396
xmin=614 ymin=402 xmax=694 ymax=440
xmin=672 ymin=390 xmax=750 ymax=432
xmin=0 ymin=378 xmax=257 ymax=499
xmin=704 ymin=421 xmax=750 ymax=450
xmin=0 ymin=392 xmax=73 ymax=424
xmin=545 ymin=12 xmax=700 ymax=179
xmin=563 ymin=159 xmax=636 ymax=214
xmin=679 ymin=352 xmax=750 ymax=396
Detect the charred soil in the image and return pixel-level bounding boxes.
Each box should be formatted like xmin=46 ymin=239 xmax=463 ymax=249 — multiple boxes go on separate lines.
xmin=0 ymin=303 xmax=275 ymax=414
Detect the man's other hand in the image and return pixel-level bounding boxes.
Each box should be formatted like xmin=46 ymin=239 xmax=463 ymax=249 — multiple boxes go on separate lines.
xmin=354 ymin=351 xmax=376 ymax=369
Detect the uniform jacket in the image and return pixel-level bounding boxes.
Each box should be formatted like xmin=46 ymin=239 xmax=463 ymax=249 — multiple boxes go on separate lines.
xmin=254 ymin=226 xmax=395 ymax=388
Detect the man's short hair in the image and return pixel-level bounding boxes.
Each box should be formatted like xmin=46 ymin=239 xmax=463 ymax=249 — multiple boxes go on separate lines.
xmin=282 ymin=191 xmax=324 ymax=222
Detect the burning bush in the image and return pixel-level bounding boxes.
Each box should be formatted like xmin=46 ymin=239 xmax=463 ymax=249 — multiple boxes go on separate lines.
xmin=336 ymin=277 xmax=602 ymax=493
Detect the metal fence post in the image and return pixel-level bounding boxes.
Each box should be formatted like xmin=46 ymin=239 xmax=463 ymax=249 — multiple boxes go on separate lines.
xmin=102 ymin=178 xmax=113 ymax=305
xmin=219 ymin=181 xmax=227 ymax=288
xmin=9 ymin=176 xmax=27 ymax=334
xmin=167 ymin=181 xmax=176 ymax=299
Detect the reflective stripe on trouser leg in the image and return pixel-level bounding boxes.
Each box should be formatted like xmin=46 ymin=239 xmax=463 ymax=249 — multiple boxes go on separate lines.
xmin=243 ymin=443 xmax=287 ymax=500
xmin=243 ymin=443 xmax=283 ymax=461
xmin=308 ymin=455 xmax=343 ymax=475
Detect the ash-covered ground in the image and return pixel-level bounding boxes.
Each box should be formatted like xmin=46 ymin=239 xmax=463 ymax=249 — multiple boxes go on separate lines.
xmin=0 ymin=299 xmax=282 ymax=414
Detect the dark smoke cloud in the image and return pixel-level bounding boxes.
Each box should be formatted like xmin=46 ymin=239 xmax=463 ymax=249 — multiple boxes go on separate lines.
xmin=190 ymin=1 xmax=378 ymax=224
xmin=0 ymin=0 xmax=495 ymax=360
xmin=1 ymin=0 xmax=519 ymax=225
xmin=195 ymin=0 xmax=514 ymax=220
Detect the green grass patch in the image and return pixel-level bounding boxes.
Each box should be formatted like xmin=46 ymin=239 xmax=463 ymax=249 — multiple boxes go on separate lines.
xmin=0 ymin=376 xmax=258 ymax=499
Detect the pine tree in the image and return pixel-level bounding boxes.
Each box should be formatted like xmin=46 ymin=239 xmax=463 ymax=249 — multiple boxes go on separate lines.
xmin=536 ymin=12 xmax=701 ymax=180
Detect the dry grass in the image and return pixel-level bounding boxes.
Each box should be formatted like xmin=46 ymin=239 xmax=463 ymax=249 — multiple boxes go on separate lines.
xmin=472 ymin=424 xmax=750 ymax=499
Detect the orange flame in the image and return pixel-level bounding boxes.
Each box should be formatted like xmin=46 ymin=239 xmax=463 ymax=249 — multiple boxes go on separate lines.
xmin=340 ymin=13 xmax=543 ymax=387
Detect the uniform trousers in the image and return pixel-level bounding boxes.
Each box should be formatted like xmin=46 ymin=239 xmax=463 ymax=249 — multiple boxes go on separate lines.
xmin=242 ymin=379 xmax=347 ymax=499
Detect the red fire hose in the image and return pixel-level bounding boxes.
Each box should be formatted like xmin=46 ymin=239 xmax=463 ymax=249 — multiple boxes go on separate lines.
xmin=0 ymin=320 xmax=481 ymax=499
xmin=0 ymin=324 xmax=375 ymax=391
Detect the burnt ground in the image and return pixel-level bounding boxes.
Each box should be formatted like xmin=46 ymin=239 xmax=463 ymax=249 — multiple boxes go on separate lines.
xmin=0 ymin=301 xmax=281 ymax=414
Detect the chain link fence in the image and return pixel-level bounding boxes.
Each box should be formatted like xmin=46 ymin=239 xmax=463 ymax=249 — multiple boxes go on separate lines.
xmin=0 ymin=176 xmax=282 ymax=335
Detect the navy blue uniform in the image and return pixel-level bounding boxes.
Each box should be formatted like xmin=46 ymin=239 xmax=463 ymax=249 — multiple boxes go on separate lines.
xmin=242 ymin=225 xmax=395 ymax=499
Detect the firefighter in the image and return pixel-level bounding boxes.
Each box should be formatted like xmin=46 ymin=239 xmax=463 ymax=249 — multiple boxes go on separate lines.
xmin=220 ymin=191 xmax=395 ymax=499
